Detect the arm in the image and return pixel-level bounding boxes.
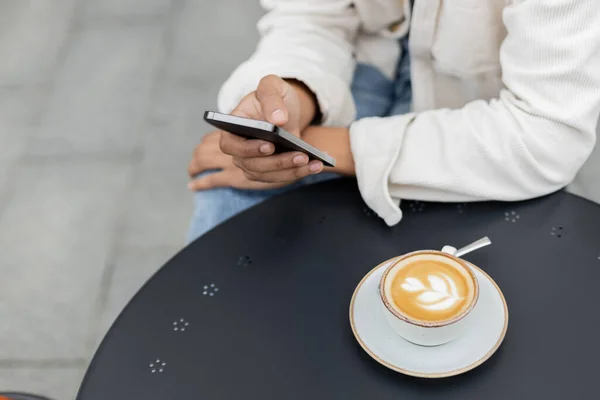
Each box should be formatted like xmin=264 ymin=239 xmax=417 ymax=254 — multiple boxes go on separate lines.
xmin=218 ymin=0 xmax=360 ymax=127
xmin=302 ymin=126 xmax=355 ymax=175
xmin=202 ymin=0 xmax=359 ymax=188
xmin=347 ymin=0 xmax=600 ymax=225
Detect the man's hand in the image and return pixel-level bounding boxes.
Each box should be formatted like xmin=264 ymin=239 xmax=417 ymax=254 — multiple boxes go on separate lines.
xmin=218 ymin=75 xmax=324 ymax=185
xmin=187 ymin=131 xmax=288 ymax=190
xmin=189 ymin=74 xmax=322 ymax=190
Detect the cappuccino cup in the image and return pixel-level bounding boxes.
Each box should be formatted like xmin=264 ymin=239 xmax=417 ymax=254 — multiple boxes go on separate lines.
xmin=379 ymin=248 xmax=479 ymax=346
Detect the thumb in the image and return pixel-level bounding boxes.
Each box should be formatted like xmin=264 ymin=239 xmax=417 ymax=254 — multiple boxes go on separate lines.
xmin=256 ymin=74 xmax=289 ymax=126
xmin=187 ymin=170 xmax=232 ymax=191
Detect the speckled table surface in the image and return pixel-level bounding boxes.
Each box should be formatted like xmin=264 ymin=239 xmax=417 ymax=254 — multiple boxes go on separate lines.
xmin=77 ymin=178 xmax=600 ymax=399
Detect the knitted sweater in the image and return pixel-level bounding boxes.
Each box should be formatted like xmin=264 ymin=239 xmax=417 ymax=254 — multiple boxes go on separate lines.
xmin=218 ymin=0 xmax=600 ymax=225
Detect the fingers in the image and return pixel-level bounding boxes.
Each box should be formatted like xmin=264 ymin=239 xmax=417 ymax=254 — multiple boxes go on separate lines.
xmin=187 ymin=170 xmax=233 ymax=191
xmin=202 ymin=130 xmax=221 ymax=142
xmin=242 ymin=160 xmax=323 ymax=183
xmin=234 ymin=152 xmax=309 ymax=173
xmin=256 ymin=75 xmax=289 ymax=126
xmin=188 ymin=168 xmax=287 ymax=191
xmin=188 ymin=132 xmax=230 ymax=177
xmin=188 ymin=157 xmax=323 ymax=191
xmin=188 ymin=151 xmax=230 ymax=177
xmin=219 ymin=130 xmax=274 ymax=158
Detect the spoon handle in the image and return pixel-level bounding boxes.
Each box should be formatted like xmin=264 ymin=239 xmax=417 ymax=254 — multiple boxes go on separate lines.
xmin=455 ymin=236 xmax=492 ymax=258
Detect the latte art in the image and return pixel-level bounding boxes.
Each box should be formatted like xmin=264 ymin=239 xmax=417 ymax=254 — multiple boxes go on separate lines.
xmin=384 ymin=254 xmax=477 ymax=323
xmin=400 ymin=273 xmax=463 ymax=312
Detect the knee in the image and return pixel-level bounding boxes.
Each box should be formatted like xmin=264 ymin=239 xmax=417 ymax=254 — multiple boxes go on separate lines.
xmin=190 ymin=186 xmax=237 ymax=221
xmin=187 ymin=184 xmax=262 ymax=243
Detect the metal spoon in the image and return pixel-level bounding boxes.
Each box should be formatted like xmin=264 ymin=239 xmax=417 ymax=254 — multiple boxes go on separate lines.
xmin=442 ymin=236 xmax=492 ymax=258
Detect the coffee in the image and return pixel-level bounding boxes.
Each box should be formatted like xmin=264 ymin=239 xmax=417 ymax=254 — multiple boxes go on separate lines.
xmin=383 ymin=252 xmax=477 ymax=323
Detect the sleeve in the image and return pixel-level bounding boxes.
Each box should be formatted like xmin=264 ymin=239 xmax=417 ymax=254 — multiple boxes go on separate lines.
xmin=349 ymin=0 xmax=600 ymax=226
xmin=217 ymin=0 xmax=360 ymax=127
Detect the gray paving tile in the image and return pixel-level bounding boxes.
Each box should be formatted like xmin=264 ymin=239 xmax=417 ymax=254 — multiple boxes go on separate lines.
xmin=121 ymin=127 xmax=196 ymax=248
xmin=27 ymin=25 xmax=164 ymax=157
xmin=0 ymin=87 xmax=45 ymax=162
xmin=0 ymin=86 xmax=47 ymax=126
xmin=167 ymin=0 xmax=263 ymax=83
xmin=0 ymin=163 xmax=132 ymax=360
xmin=92 ymin=246 xmax=180 ymax=351
xmin=120 ymin=165 xmax=191 ymax=248
xmin=83 ymin=0 xmax=173 ymax=19
xmin=150 ymin=81 xmax=218 ymax=126
xmin=0 ymin=367 xmax=85 ymax=400
xmin=0 ymin=126 xmax=35 ymax=200
xmin=119 ymin=85 xmax=216 ymax=248
xmin=0 ymin=87 xmax=46 ymax=202
xmin=0 ymin=163 xmax=15 ymax=199
xmin=0 ymin=125 xmax=32 ymax=170
xmin=0 ymin=0 xmax=77 ymax=85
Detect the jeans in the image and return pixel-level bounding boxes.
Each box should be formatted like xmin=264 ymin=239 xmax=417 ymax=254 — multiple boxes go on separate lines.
xmin=187 ymin=39 xmax=412 ymax=242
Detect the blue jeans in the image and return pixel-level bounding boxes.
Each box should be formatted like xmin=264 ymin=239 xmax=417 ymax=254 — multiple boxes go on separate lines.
xmin=187 ymin=39 xmax=412 ymax=242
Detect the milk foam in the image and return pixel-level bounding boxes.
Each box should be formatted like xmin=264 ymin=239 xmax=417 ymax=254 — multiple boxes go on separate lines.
xmin=384 ymin=253 xmax=476 ymax=323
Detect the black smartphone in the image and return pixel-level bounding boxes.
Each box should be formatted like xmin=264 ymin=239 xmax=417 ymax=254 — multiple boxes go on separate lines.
xmin=203 ymin=111 xmax=336 ymax=167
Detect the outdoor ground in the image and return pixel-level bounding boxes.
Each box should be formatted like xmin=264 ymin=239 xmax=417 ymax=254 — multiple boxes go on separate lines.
xmin=0 ymin=1 xmax=262 ymax=398
xmin=0 ymin=1 xmax=598 ymax=399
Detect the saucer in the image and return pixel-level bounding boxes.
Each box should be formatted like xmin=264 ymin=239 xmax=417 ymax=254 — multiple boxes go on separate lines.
xmin=349 ymin=258 xmax=508 ymax=378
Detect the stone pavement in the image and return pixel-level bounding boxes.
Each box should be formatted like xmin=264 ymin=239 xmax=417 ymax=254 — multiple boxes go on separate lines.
xmin=0 ymin=0 xmax=262 ymax=398
xmin=1 ymin=1 xmax=599 ymax=399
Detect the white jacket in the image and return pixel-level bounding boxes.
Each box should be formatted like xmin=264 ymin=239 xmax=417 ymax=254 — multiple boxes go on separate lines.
xmin=218 ymin=0 xmax=600 ymax=225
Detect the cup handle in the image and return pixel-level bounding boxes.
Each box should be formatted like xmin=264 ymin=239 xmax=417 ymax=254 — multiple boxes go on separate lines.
xmin=441 ymin=245 xmax=457 ymax=256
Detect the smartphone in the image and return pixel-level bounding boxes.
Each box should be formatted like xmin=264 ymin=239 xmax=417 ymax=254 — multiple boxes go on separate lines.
xmin=203 ymin=111 xmax=336 ymax=167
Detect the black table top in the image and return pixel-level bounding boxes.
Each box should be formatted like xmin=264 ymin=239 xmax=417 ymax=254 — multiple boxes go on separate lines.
xmin=77 ymin=178 xmax=600 ymax=399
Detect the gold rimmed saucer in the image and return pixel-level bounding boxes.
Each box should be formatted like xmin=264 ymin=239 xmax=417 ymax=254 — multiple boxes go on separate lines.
xmin=349 ymin=258 xmax=508 ymax=378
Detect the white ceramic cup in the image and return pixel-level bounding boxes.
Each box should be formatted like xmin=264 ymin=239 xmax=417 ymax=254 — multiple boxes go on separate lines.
xmin=378 ymin=248 xmax=480 ymax=346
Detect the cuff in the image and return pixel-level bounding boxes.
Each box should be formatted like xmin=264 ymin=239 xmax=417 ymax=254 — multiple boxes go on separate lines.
xmin=349 ymin=113 xmax=416 ymax=226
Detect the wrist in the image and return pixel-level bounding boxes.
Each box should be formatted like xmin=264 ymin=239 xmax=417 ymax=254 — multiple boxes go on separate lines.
xmin=286 ymin=79 xmax=320 ymax=130
xmin=301 ymin=126 xmax=355 ymax=176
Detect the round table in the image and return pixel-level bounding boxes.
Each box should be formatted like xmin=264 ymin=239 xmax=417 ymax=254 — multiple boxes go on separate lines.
xmin=77 ymin=178 xmax=600 ymax=399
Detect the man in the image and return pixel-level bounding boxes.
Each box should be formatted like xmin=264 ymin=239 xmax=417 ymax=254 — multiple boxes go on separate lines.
xmin=187 ymin=0 xmax=600 ymax=241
